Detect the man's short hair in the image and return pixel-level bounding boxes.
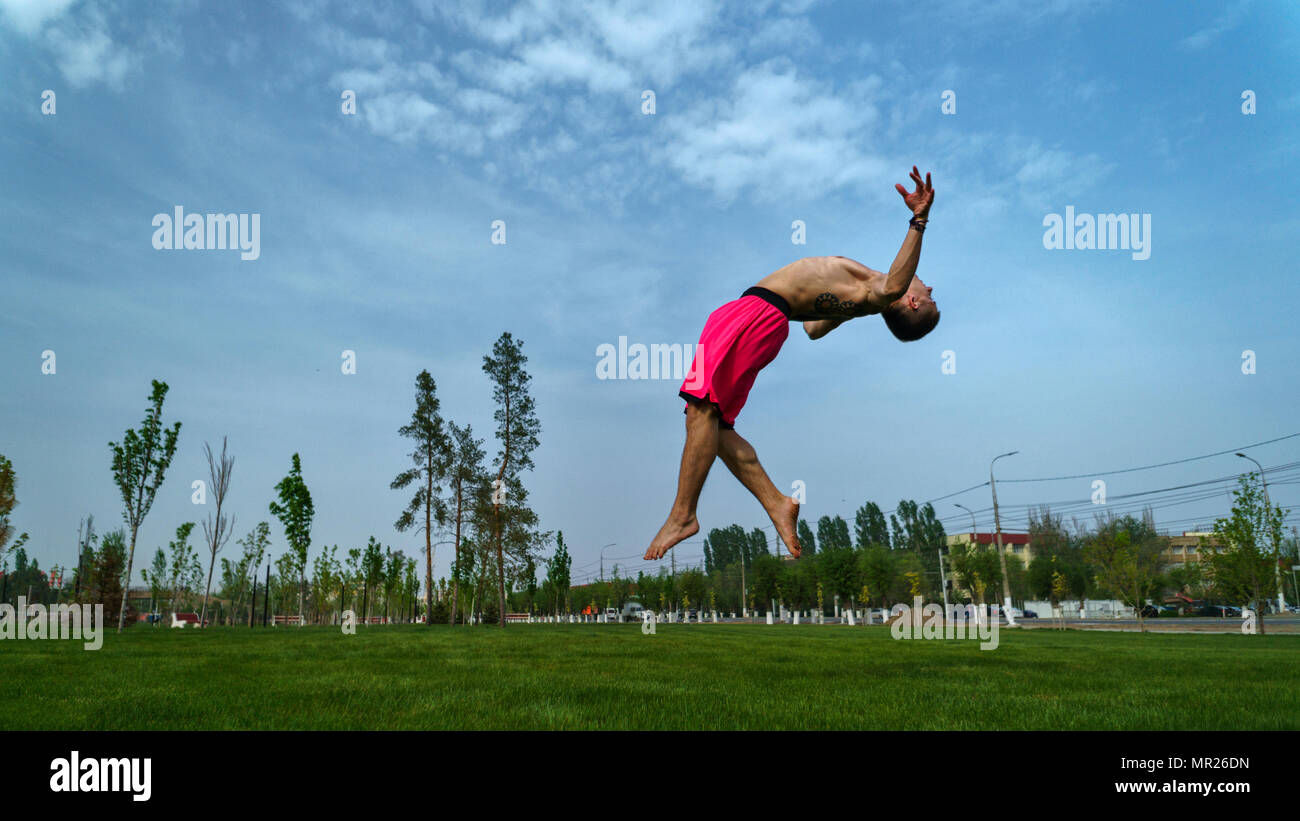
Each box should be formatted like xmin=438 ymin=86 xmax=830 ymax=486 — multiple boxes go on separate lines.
xmin=883 ymin=302 xmax=940 ymax=342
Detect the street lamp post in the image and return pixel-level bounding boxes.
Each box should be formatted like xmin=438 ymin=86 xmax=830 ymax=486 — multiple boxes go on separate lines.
xmin=600 ymin=543 xmax=616 ymax=582
xmin=952 ymin=502 xmax=980 ymax=612
xmin=1236 ymin=453 xmax=1286 ymax=612
xmin=954 ymin=503 xmax=978 ymax=541
xmin=990 ymin=450 xmax=1019 ymax=617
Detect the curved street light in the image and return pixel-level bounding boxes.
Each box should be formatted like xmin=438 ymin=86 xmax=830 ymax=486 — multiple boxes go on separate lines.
xmin=954 ymin=502 xmax=978 ymax=538
xmin=990 ymin=450 xmax=1019 ymax=616
xmin=600 ymin=542 xmax=617 ymax=582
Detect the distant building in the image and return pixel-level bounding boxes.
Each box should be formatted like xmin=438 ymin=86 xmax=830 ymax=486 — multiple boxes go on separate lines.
xmin=1162 ymin=531 xmax=1225 ymax=564
xmin=946 ymin=532 xmax=1033 ymax=567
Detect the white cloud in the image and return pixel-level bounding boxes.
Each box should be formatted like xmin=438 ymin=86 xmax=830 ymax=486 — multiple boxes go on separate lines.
xmin=1179 ymin=0 xmax=1249 ymax=50
xmin=661 ymin=60 xmax=887 ymax=202
xmin=332 ymin=61 xmax=452 ymax=96
xmin=516 ymin=37 xmax=635 ymax=94
xmin=1 ymin=0 xmax=139 ymax=90
xmin=44 ymin=7 xmax=136 ymax=90
xmin=0 ymin=0 xmax=77 ymax=36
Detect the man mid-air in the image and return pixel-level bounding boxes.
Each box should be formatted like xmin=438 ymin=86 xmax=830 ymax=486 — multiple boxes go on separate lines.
xmin=645 ymin=167 xmax=939 ymax=561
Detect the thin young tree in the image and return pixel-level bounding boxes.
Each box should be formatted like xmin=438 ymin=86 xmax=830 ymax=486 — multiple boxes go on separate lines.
xmin=109 ymin=380 xmax=182 ymax=631
xmin=234 ymin=522 xmax=270 ymax=626
xmin=482 ymin=332 xmax=541 ymax=626
xmin=545 ymin=532 xmax=572 ymax=617
xmin=165 ymin=523 xmax=198 ymax=615
xmin=73 ymin=514 xmax=96 ymax=600
xmin=269 ymin=453 xmax=314 ymax=624
xmin=361 ymin=536 xmax=384 ymax=623
xmin=445 ymin=421 xmax=487 ymax=625
xmin=141 ymin=549 xmax=169 ymax=620
xmin=343 ymin=546 xmax=361 ymax=621
xmin=392 ymin=370 xmax=452 ymax=627
xmin=1205 ymin=472 xmax=1286 ymax=635
xmin=199 ymin=437 xmax=236 ymax=627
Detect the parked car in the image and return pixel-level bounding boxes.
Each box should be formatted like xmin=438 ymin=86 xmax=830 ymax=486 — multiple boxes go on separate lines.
xmin=1139 ymin=604 xmax=1172 ymax=618
xmin=620 ymin=601 xmax=646 ymax=621
xmin=1003 ymin=607 xmax=1035 ymax=620
xmin=1194 ymin=604 xmax=1241 ymax=617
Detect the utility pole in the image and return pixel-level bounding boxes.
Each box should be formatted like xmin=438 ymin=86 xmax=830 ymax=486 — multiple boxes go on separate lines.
xmin=938 ymin=549 xmax=949 ymax=610
xmin=990 ymin=450 xmax=1019 ymax=617
xmin=1292 ymin=528 xmax=1299 ymax=610
xmin=741 ymin=558 xmax=746 ymax=618
xmin=249 ymin=572 xmax=256 ymax=628
xmin=670 ymin=548 xmax=678 ymax=614
xmin=262 ymin=562 xmax=270 ymax=627
xmin=1236 ymin=453 xmax=1286 ymax=612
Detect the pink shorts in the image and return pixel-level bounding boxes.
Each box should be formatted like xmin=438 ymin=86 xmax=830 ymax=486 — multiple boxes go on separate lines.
xmin=679 ymin=287 xmax=791 ymax=429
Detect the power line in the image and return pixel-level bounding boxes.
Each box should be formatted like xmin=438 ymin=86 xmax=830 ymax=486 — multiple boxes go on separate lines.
xmin=997 ymin=431 xmax=1300 ymax=484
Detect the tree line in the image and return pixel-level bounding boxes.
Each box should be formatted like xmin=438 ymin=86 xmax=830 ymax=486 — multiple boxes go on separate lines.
xmin=545 ymin=479 xmax=1294 ymax=634
xmin=0 ymin=331 xmax=553 ymax=630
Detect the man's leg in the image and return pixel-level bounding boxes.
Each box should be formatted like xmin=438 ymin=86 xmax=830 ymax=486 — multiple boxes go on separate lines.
xmin=645 ymin=401 xmax=719 ymax=559
xmin=717 ymin=429 xmax=801 ymax=557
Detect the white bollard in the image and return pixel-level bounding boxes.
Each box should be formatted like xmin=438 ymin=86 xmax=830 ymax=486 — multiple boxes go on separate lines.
xmin=846 ymin=609 xmax=855 ymax=626
xmin=766 ymin=611 xmax=774 ymax=625
xmin=712 ymin=611 xmax=718 ymax=623
xmin=793 ymin=611 xmax=800 ymax=624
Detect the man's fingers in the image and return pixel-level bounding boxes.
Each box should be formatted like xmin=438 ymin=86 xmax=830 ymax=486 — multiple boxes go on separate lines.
xmin=895 ymin=182 xmax=909 ymax=197
xmin=925 ymin=172 xmax=932 ymax=191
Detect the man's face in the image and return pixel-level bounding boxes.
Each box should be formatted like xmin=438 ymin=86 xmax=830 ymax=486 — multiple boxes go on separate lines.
xmin=900 ymin=276 xmax=935 ymax=312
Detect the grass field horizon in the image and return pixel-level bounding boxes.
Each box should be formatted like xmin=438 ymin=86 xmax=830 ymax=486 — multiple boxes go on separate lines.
xmin=4 ymin=625 xmax=1297 ymax=731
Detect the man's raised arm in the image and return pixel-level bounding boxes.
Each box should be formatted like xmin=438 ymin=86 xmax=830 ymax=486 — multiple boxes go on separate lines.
xmin=873 ymin=166 xmax=934 ymax=304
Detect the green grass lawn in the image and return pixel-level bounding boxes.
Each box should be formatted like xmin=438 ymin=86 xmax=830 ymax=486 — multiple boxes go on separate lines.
xmin=2 ymin=624 xmax=1296 ymax=730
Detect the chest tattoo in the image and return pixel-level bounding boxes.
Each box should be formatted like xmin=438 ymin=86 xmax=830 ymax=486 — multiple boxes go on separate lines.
xmin=814 ymin=292 xmax=861 ymax=316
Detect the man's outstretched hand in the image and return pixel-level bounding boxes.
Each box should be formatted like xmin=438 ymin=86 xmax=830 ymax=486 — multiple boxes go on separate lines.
xmin=895 ymin=166 xmax=934 ymax=217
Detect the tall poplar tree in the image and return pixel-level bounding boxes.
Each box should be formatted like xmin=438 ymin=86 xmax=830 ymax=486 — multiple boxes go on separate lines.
xmin=269 ymin=453 xmax=314 ymax=622
xmin=109 ymin=380 xmax=182 ymax=632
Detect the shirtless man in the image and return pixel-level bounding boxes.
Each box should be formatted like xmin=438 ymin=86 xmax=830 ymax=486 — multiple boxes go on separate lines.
xmin=644 ymin=167 xmax=939 ymax=561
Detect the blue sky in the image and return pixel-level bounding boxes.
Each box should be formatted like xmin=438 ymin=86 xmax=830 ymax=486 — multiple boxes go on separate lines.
xmin=2 ymin=0 xmax=1298 ymax=588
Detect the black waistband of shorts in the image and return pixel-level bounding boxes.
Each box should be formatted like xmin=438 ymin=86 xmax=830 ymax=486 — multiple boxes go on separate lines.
xmin=741 ymin=286 xmax=791 ymax=319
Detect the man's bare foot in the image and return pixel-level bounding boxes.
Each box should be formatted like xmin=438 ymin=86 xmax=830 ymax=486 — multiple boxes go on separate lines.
xmin=772 ymin=496 xmax=801 ymax=558
xmin=645 ymin=514 xmax=699 ymax=559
